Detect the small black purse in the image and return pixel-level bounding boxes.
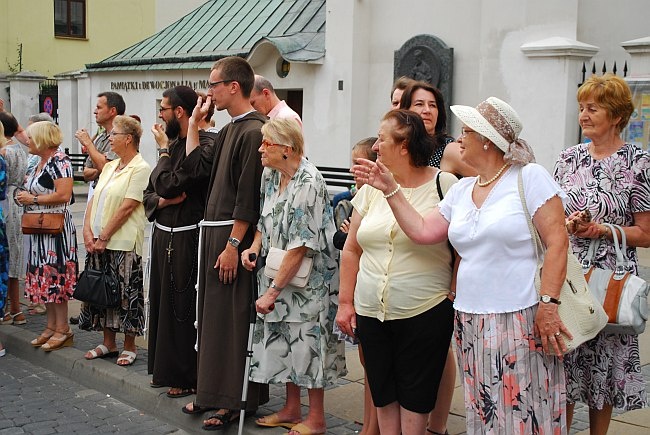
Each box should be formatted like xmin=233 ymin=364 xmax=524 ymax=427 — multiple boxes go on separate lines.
xmin=73 ymin=257 xmax=120 ymax=308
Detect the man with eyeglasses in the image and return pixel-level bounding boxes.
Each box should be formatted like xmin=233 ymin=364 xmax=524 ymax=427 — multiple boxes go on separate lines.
xmin=181 ymin=56 xmax=269 ymax=431
xmin=142 ymin=85 xmax=216 ymax=400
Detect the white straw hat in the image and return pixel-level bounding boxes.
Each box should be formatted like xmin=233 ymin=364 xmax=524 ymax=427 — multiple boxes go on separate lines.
xmin=450 ymin=97 xmax=523 ymax=153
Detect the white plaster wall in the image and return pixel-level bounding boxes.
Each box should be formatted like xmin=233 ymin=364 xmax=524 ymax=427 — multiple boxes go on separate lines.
xmin=577 ymin=0 xmax=648 ymax=76
xmin=360 ymin=0 xmax=584 ymax=170
xmin=8 ymin=80 xmax=40 ymax=127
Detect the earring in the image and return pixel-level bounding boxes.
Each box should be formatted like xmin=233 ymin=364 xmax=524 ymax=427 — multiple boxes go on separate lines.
xmin=282 ymin=154 xmax=288 ymax=160
xmin=483 ymin=143 xmax=489 ymax=151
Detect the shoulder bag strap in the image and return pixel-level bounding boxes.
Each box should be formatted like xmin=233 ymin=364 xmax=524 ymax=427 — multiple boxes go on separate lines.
xmin=517 ymin=168 xmax=544 ymax=260
xmin=435 ymin=170 xmax=456 ymax=266
xmin=604 ymin=223 xmax=627 ymax=278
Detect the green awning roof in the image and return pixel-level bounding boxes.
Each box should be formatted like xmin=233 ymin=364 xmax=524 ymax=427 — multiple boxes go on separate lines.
xmin=85 ymin=0 xmax=325 ymax=72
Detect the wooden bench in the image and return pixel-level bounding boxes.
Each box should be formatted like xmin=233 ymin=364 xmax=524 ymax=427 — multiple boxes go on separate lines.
xmin=64 ymin=148 xmax=87 ymax=182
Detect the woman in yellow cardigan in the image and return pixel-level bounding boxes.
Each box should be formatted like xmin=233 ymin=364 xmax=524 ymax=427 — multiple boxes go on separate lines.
xmin=78 ymin=115 xmax=151 ymax=366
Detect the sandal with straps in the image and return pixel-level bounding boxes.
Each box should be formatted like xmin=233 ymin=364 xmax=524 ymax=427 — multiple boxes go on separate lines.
xmin=1 ymin=311 xmax=27 ymax=325
xmin=31 ymin=328 xmax=55 ymax=347
xmin=202 ymin=409 xmax=239 ymax=431
xmin=41 ymin=329 xmax=74 ymax=352
xmin=426 ymin=429 xmax=449 ymax=435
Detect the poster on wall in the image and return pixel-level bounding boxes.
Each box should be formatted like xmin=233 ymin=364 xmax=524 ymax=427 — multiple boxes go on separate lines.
xmin=623 ymin=79 xmax=650 ymax=151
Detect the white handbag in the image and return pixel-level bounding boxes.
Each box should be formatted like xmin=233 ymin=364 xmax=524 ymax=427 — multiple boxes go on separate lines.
xmin=518 ymin=170 xmax=608 ymax=354
xmin=264 ymin=246 xmax=314 ymax=288
xmin=582 ymin=224 xmax=649 ymax=335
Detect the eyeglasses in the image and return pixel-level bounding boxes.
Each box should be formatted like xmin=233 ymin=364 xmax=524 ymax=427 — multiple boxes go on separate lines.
xmin=460 ymin=129 xmax=480 ymax=138
xmin=109 ymin=132 xmax=130 ymax=138
xmin=158 ymin=106 xmax=173 ymax=113
xmin=260 ymin=139 xmax=288 ymax=148
xmin=208 ymin=79 xmax=233 ymax=89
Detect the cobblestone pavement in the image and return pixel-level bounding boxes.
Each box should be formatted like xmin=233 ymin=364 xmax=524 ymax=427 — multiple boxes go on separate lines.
xmin=0 ymin=353 xmax=186 ymax=435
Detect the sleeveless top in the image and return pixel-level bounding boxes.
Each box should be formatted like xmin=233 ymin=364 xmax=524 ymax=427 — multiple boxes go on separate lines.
xmin=429 ymin=135 xmax=454 ymax=168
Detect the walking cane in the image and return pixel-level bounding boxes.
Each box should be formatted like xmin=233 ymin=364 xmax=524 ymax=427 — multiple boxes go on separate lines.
xmin=238 ymin=252 xmax=261 ymax=435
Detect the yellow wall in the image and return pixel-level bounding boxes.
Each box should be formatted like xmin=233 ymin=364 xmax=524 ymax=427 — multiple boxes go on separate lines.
xmin=0 ymin=0 xmax=155 ymax=77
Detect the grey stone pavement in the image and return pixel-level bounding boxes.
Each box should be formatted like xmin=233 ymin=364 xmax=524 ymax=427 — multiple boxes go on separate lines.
xmin=0 ymin=352 xmax=186 ymax=435
xmin=0 ymin=182 xmax=649 ymax=434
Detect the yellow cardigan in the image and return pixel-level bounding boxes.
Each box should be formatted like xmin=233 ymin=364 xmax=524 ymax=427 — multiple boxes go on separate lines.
xmin=90 ymin=154 xmax=151 ymax=256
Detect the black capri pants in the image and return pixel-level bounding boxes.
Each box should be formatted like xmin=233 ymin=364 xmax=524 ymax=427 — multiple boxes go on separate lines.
xmin=356 ymin=298 xmax=454 ymax=414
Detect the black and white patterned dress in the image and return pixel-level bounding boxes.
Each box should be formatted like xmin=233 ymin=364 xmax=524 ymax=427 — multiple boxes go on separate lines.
xmin=23 ymin=151 xmax=78 ymax=304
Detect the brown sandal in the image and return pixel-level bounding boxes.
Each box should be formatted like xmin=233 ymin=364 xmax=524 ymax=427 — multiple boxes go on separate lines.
xmin=31 ymin=328 xmax=55 ymax=347
xmin=41 ymin=330 xmax=74 ymax=352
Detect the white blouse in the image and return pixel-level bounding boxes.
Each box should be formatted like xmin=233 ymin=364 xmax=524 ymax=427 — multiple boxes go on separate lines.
xmin=438 ymin=164 xmax=566 ymax=314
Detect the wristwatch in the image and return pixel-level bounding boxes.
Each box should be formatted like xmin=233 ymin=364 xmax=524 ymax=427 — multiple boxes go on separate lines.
xmin=158 ymin=148 xmax=169 ymax=156
xmin=540 ymin=294 xmax=561 ymax=305
xmin=227 ymin=236 xmax=240 ymax=248
xmin=270 ymin=281 xmax=283 ymax=291
xmin=33 ymin=195 xmax=39 ymax=205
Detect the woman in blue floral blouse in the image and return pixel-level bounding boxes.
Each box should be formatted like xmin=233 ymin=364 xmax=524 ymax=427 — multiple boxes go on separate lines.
xmin=241 ymin=117 xmax=346 ymax=435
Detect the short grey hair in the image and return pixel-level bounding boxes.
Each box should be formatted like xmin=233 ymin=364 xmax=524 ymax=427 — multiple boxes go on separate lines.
xmin=29 ymin=113 xmax=54 ymax=123
xmin=253 ymin=75 xmax=275 ymax=94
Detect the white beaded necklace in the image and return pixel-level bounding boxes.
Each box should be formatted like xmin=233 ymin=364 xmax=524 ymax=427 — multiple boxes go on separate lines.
xmin=477 ymin=163 xmax=509 ymax=187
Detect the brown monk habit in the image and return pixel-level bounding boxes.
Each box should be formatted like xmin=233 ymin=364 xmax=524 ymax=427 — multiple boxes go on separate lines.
xmin=143 ymin=131 xmax=215 ymax=389
xmin=181 ymin=111 xmax=269 ymax=410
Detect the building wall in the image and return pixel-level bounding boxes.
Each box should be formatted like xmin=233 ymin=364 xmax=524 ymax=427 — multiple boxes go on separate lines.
xmin=0 ymin=0 xmax=155 ymax=77
xmin=67 ymin=0 xmax=650 ymax=173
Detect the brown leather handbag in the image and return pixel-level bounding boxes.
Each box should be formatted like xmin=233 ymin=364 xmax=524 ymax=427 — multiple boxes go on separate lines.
xmin=21 ymin=212 xmax=65 ymax=235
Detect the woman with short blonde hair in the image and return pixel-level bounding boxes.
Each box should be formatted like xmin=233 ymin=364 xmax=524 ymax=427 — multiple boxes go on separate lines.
xmin=15 ymin=121 xmax=77 ymax=351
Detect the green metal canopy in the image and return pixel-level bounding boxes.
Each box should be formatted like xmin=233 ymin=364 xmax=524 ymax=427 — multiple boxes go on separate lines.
xmin=85 ymin=0 xmax=325 ymax=71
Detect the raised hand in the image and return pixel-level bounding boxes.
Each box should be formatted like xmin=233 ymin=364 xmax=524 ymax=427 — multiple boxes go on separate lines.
xmin=150 ymin=124 xmax=169 ymax=148
xmin=351 ymin=158 xmax=397 ymax=194
xmin=190 ymin=95 xmax=211 ymax=124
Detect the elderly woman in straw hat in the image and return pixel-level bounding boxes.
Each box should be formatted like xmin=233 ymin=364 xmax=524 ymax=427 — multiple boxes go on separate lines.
xmin=353 ymin=97 xmax=571 ymax=433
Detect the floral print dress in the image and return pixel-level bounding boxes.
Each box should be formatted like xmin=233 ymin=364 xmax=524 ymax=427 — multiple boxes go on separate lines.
xmin=248 ymin=159 xmax=347 ymax=389
xmin=23 ymin=152 xmax=78 ymax=304
xmin=554 ymin=142 xmax=649 ymax=411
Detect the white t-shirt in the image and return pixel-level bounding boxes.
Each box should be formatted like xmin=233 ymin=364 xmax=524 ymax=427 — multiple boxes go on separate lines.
xmin=438 ymin=164 xmax=566 ymax=314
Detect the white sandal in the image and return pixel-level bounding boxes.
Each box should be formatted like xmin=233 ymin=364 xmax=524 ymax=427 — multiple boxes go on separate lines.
xmin=117 ymin=350 xmax=137 ymax=366
xmin=85 ymin=344 xmax=119 ymax=360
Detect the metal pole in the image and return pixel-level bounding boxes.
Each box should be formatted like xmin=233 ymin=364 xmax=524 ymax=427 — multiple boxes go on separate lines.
xmin=238 ymin=253 xmax=261 ymax=435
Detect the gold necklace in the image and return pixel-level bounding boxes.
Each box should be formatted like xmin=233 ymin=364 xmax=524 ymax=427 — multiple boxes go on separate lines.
xmin=477 ymin=163 xmax=509 ymax=187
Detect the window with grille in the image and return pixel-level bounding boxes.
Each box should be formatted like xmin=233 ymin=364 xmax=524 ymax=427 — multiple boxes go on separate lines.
xmin=54 ymin=0 xmax=86 ymax=38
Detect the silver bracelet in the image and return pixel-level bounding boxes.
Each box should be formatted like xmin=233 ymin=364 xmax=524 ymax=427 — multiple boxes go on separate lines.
xmin=383 ymin=184 xmax=401 ymax=199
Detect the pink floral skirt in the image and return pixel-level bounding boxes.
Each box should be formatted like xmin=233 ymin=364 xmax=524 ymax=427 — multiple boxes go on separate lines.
xmin=455 ymin=306 xmax=566 ymax=434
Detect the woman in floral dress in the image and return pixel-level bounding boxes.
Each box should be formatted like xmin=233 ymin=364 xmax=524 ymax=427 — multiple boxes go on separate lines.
xmin=241 ymin=118 xmax=346 ymax=435
xmin=554 ymin=74 xmax=650 ymax=434
xmin=15 ymin=121 xmax=77 ymax=351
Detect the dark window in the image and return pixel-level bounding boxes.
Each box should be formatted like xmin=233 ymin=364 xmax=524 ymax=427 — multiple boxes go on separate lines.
xmin=54 ymin=0 xmax=86 ymax=38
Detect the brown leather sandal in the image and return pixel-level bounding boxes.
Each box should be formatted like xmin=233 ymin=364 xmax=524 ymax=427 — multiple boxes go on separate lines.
xmin=31 ymin=328 xmax=55 ymax=347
